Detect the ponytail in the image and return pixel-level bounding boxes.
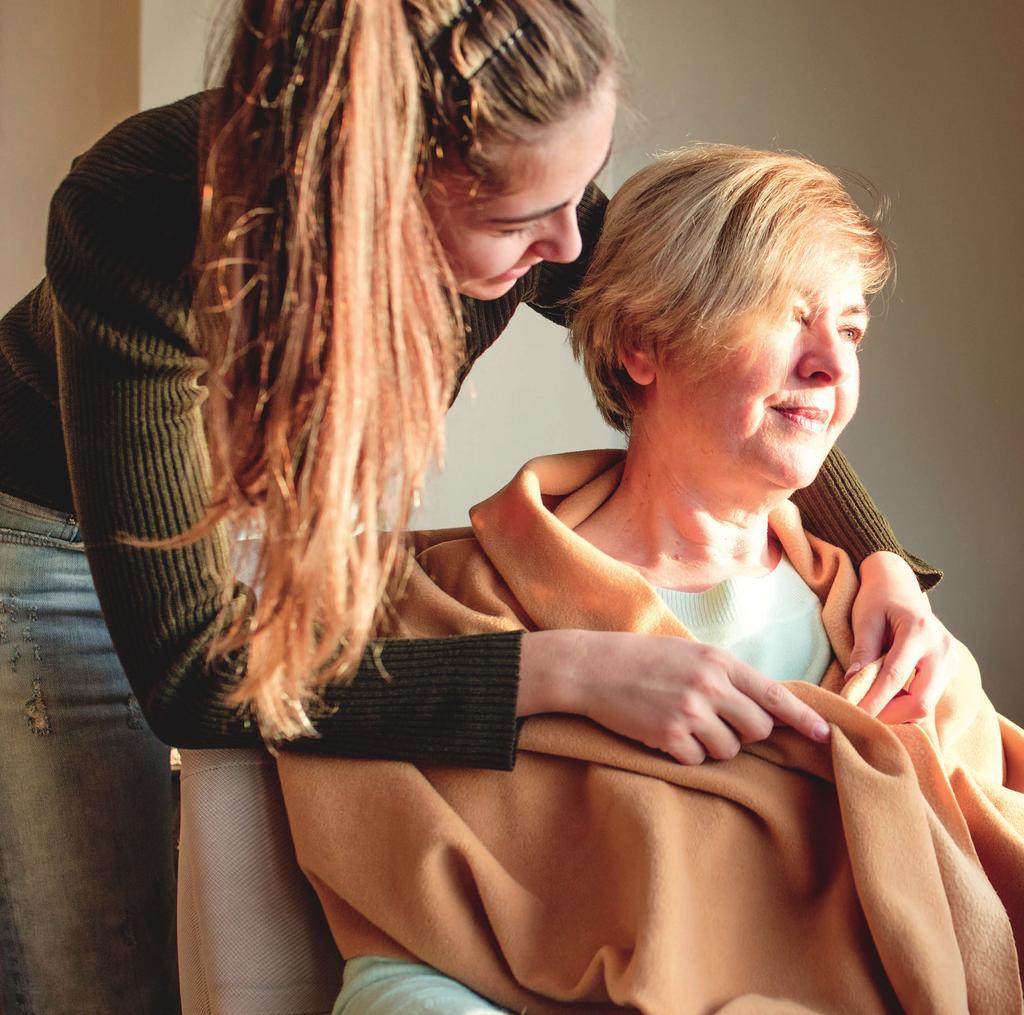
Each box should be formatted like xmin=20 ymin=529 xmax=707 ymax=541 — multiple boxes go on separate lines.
xmin=196 ymin=0 xmax=461 ymax=738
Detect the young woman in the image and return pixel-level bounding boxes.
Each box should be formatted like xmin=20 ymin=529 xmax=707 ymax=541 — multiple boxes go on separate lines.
xmin=0 ymin=1 xmax=947 ymax=1011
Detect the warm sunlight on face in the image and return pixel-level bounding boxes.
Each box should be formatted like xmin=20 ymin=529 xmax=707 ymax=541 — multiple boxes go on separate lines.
xmin=631 ymin=264 xmax=869 ymax=502
xmin=425 ymin=81 xmax=616 ymax=301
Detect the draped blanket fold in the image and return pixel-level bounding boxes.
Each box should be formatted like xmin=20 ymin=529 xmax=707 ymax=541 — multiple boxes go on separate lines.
xmin=278 ymin=451 xmax=1024 ymax=1014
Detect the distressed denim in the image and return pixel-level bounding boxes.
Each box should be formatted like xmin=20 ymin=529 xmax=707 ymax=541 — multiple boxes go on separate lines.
xmin=0 ymin=491 xmax=179 ymax=1014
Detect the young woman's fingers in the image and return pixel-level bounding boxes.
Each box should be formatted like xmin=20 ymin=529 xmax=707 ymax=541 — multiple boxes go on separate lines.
xmin=716 ymin=694 xmax=775 ymax=745
xmin=857 ymin=619 xmax=929 ymax=716
xmin=847 ymin=608 xmax=887 ymax=679
xmin=876 ymin=646 xmax=949 ymax=724
xmin=908 ymin=646 xmax=951 ymax=713
xmin=732 ymin=669 xmax=830 ymax=743
xmin=858 ymin=664 xmax=914 ymax=717
xmin=663 ymin=732 xmax=707 ymax=767
xmin=532 ymin=632 xmax=830 ymax=762
xmin=690 ymin=717 xmax=743 ymax=761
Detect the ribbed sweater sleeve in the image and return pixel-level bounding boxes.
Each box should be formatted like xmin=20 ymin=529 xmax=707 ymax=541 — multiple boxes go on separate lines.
xmin=44 ymin=97 xmax=521 ymax=769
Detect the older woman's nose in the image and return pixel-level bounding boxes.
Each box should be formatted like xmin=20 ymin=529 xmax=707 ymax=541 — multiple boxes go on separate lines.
xmin=797 ymin=318 xmax=857 ymax=385
xmin=531 ymin=205 xmax=584 ymax=264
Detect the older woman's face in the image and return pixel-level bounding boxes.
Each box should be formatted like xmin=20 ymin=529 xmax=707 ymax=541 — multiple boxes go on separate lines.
xmin=631 ymin=265 xmax=868 ymax=499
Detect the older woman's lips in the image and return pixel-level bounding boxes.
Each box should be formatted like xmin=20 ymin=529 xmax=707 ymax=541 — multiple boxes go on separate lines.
xmin=771 ymin=405 xmax=830 ymax=434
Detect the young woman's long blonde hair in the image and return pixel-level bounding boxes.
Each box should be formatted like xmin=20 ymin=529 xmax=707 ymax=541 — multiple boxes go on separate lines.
xmin=194 ymin=0 xmax=618 ymax=738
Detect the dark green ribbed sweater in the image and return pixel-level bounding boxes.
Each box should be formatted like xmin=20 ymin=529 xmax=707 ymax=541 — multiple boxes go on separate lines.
xmin=0 ymin=93 xmax=939 ymax=768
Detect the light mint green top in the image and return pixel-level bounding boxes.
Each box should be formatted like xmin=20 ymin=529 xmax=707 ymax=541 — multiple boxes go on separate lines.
xmin=655 ymin=554 xmax=832 ymax=685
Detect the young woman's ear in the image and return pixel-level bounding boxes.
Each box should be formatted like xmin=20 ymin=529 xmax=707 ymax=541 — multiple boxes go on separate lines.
xmin=620 ymin=346 xmax=657 ymax=386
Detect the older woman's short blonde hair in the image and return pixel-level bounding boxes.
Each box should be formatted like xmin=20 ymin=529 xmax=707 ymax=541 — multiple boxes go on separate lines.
xmin=569 ymin=144 xmax=893 ymax=433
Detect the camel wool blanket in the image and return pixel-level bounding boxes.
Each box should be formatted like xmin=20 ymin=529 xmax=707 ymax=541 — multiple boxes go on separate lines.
xmin=278 ymin=450 xmax=1024 ymax=1014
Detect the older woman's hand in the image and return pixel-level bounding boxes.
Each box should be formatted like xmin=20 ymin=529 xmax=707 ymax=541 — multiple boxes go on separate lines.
xmin=518 ymin=629 xmax=831 ymax=765
xmin=848 ymin=551 xmax=956 ymax=723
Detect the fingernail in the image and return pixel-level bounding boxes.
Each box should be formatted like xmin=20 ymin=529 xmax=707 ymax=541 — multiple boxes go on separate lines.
xmin=845 ymin=662 xmax=862 ymax=679
xmin=813 ymin=721 xmax=831 ymax=742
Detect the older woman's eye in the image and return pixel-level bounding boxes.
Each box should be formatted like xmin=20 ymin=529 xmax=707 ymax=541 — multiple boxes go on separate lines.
xmin=841 ymin=325 xmax=865 ymax=345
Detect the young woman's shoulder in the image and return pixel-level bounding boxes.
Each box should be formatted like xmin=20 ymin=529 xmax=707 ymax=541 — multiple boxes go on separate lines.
xmin=60 ymin=91 xmax=206 ymax=195
xmin=45 ymin=93 xmax=211 ymax=358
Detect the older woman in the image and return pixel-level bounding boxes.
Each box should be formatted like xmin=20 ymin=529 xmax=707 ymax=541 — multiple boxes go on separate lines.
xmin=278 ymin=146 xmax=1024 ymax=1014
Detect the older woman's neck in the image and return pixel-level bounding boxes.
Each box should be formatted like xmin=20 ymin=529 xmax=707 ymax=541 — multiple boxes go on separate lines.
xmin=574 ymin=441 xmax=785 ymax=592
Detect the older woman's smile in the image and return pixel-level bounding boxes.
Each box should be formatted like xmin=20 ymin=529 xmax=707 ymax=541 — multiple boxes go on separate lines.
xmin=769 ymin=403 xmax=832 ymax=434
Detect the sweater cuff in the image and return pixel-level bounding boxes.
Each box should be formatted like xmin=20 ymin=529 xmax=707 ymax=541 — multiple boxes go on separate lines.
xmin=283 ymin=631 xmax=523 ymax=770
xmin=795 ymin=448 xmax=943 ymax=591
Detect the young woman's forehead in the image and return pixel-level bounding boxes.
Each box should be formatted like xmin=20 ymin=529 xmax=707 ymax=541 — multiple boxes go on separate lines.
xmin=478 ymin=82 xmax=616 ymax=205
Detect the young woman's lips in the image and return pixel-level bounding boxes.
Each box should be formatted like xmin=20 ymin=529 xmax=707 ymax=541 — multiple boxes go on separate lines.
xmin=494 ymin=263 xmax=537 ymax=284
xmin=771 ymin=405 xmax=830 ymax=434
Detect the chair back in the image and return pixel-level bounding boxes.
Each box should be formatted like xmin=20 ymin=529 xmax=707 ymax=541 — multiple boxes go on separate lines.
xmin=177 ymin=748 xmax=344 ymax=1015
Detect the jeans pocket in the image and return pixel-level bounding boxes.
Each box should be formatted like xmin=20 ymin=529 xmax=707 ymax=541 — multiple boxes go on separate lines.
xmin=0 ymin=491 xmax=82 ymax=548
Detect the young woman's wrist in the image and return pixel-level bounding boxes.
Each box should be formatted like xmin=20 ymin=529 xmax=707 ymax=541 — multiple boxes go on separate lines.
xmin=860 ymin=549 xmax=917 ymax=586
xmin=517 ymin=629 xmax=587 ymax=717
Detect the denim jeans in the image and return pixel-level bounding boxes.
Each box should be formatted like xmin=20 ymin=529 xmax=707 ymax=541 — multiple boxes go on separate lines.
xmin=0 ymin=491 xmax=179 ymax=1014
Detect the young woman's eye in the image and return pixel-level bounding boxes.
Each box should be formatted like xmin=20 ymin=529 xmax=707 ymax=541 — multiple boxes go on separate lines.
xmin=840 ymin=325 xmax=863 ymax=342
xmin=497 ymin=226 xmax=532 ymax=237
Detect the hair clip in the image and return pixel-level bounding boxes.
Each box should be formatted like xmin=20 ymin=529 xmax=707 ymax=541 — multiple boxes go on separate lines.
xmin=424 ymin=0 xmax=488 ymax=52
xmin=465 ymin=19 xmax=533 ymax=80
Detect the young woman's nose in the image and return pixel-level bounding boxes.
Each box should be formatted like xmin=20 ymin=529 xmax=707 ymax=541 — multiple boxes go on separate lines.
xmin=530 ymin=204 xmax=584 ymax=264
xmin=797 ymin=316 xmax=856 ymax=385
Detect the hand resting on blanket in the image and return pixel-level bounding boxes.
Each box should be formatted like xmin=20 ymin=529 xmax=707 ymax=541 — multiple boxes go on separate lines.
xmin=518 ymin=557 xmax=956 ymax=764
xmin=519 ymin=628 xmax=830 ymax=764
xmin=847 ymin=548 xmax=955 ymax=721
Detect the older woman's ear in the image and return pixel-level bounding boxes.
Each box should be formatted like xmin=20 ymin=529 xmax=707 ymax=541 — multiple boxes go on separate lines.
xmin=620 ymin=346 xmax=657 ymax=387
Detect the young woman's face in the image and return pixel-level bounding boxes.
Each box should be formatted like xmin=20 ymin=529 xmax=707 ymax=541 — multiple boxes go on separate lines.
xmin=426 ymin=82 xmax=617 ymax=301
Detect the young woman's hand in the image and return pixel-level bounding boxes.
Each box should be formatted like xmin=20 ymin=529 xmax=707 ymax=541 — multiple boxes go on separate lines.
xmin=518 ymin=629 xmax=831 ymax=765
xmin=848 ymin=551 xmax=956 ymax=723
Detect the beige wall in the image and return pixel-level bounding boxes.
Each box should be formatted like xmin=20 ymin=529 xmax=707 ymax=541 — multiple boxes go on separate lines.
xmin=0 ymin=0 xmax=139 ymax=310
xmin=140 ymin=0 xmax=224 ymax=109
xmin=614 ymin=0 xmax=1024 ymax=720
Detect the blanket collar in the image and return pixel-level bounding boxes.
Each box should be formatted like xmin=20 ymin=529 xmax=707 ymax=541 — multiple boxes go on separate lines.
xmin=467 ymin=449 xmax=855 ymax=693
